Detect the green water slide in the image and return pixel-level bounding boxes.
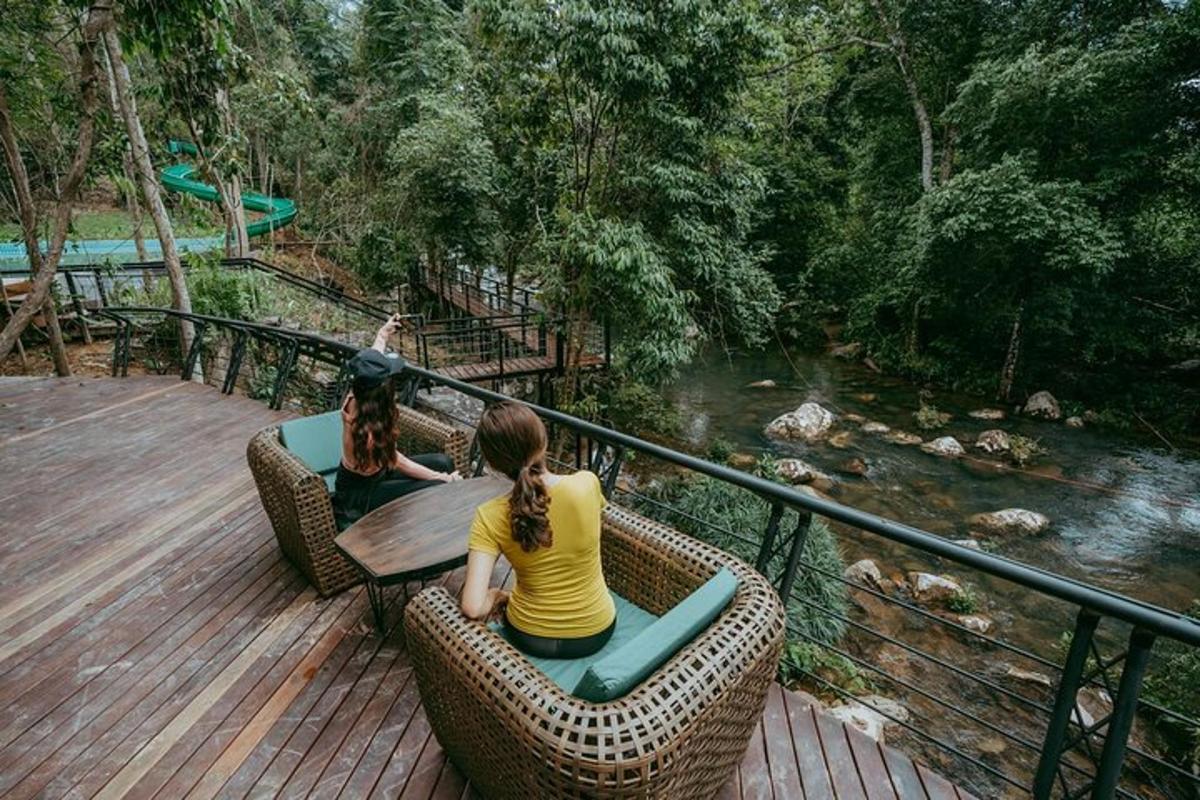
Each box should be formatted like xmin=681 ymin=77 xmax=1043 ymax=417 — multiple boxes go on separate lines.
xmin=162 ymin=140 xmax=297 ymax=237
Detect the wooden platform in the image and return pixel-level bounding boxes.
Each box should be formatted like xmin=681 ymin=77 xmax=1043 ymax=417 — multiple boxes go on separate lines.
xmin=433 ymin=353 xmax=604 ymax=383
xmin=0 ymin=376 xmax=974 ymax=799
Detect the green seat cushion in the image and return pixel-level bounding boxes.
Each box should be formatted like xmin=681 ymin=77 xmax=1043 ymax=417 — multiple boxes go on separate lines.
xmin=492 ymin=594 xmax=659 ymax=693
xmin=572 ymin=567 xmax=738 ymax=703
xmin=278 ymin=411 xmax=342 ymax=491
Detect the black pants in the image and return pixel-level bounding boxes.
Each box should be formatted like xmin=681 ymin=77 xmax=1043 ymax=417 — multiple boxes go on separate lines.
xmin=334 ymin=453 xmax=454 ymax=526
xmin=504 ymin=613 xmax=617 ymax=659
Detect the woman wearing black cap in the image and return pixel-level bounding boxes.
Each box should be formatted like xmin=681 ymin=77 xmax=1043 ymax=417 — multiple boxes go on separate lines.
xmin=334 ymin=315 xmax=460 ymax=525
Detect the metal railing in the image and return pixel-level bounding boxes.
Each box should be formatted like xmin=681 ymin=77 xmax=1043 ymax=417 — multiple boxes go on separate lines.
xmin=95 ymin=306 xmax=1200 ymax=799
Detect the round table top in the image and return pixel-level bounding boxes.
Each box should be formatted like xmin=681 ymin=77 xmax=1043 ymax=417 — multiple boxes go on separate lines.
xmin=334 ymin=473 xmax=510 ymax=585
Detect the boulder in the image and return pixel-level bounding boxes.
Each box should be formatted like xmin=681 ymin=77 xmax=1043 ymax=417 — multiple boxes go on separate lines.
xmin=844 ymin=559 xmax=883 ymax=587
xmin=1065 ymin=416 xmax=1085 ymax=429
xmin=776 ymin=458 xmax=834 ymax=490
xmin=920 ymin=436 xmax=964 ymax=457
xmin=969 ymin=408 xmax=1007 ymax=421
xmin=1005 ymin=666 xmax=1053 ymax=688
xmin=956 ymin=614 xmax=993 ymax=634
xmin=728 ymin=453 xmax=758 ymax=469
xmin=909 ymin=572 xmax=963 ymax=604
xmin=953 ymin=539 xmax=982 ymax=550
xmin=974 ymin=429 xmax=1011 ymax=454
xmin=969 ymin=508 xmax=1051 ymax=537
xmin=830 ymin=342 xmax=863 ymax=360
xmin=842 ymin=412 xmax=867 ymax=424
xmin=837 ymin=457 xmax=869 ymax=477
xmin=765 ymin=403 xmax=835 ymax=442
xmin=828 ymin=431 xmax=854 ymax=449
xmin=826 ymin=696 xmax=909 ymax=743
xmin=746 ymin=379 xmax=777 ymax=389
xmin=885 ymin=430 xmax=923 ymax=446
xmin=1024 ymin=390 xmax=1062 ymax=420
xmin=861 ymin=421 xmax=891 ymax=434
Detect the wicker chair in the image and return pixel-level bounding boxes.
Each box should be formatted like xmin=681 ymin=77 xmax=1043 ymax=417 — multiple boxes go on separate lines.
xmin=403 ymin=502 xmax=786 ymax=799
xmin=247 ymin=405 xmax=470 ymax=596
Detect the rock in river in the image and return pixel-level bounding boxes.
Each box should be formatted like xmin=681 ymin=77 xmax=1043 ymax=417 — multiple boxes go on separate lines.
xmin=1023 ymin=390 xmax=1062 ymax=420
xmin=1065 ymin=415 xmax=1085 ymax=428
xmin=746 ymin=379 xmax=777 ymax=389
xmin=861 ymin=421 xmax=891 ymax=434
xmin=828 ymin=431 xmax=855 ymax=449
xmin=920 ymin=436 xmax=964 ymax=457
xmin=974 ymin=429 xmax=1011 ymax=454
xmin=909 ymin=572 xmax=963 ymax=604
xmin=776 ymin=458 xmax=834 ymax=490
xmin=845 ymin=559 xmax=883 ymax=587
xmin=969 ymin=508 xmax=1051 ymax=537
xmin=885 ymin=430 xmax=923 ymax=446
xmin=765 ymin=402 xmax=835 ymax=442
xmin=830 ymin=342 xmax=863 ymax=360
xmin=837 ymin=457 xmax=869 ymax=477
xmin=969 ymin=408 xmax=1007 ymax=420
xmin=826 ymin=696 xmax=909 ymax=743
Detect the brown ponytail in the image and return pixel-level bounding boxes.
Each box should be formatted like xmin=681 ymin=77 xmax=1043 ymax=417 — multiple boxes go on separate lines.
xmin=478 ymin=401 xmax=552 ymax=552
xmin=350 ymin=380 xmax=399 ymax=471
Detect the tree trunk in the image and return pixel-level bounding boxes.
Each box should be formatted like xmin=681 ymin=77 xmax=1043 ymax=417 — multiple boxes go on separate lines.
xmin=215 ymin=88 xmax=250 ymax=258
xmin=939 ymin=125 xmax=956 ymax=184
xmin=102 ymin=22 xmax=197 ymax=360
xmin=998 ymin=299 xmax=1025 ymax=402
xmin=867 ymin=0 xmax=935 ymax=192
xmin=100 ymin=51 xmax=149 ymax=264
xmin=0 ymin=5 xmax=106 ymax=371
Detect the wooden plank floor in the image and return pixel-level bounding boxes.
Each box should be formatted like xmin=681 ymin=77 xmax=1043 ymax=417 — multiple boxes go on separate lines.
xmin=0 ymin=376 xmax=974 ymax=799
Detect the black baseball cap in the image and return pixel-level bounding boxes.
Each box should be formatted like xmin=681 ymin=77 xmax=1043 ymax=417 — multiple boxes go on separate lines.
xmin=346 ymin=349 xmax=407 ymax=388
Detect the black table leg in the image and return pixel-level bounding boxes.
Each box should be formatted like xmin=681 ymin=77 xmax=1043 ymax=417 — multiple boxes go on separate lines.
xmin=366 ymin=580 xmax=386 ymax=633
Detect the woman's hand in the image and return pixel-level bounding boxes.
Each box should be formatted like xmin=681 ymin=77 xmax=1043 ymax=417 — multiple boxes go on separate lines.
xmin=485 ymin=588 xmax=510 ymax=623
xmin=372 ymin=314 xmax=405 ymax=352
xmin=438 ymin=471 xmax=463 ymax=483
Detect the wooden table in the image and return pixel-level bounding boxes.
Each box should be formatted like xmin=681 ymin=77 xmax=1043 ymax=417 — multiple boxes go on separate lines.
xmin=335 ymin=474 xmax=510 ymax=632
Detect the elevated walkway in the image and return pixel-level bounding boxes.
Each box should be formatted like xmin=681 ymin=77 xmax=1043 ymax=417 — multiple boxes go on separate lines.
xmin=0 ymin=376 xmax=972 ymax=799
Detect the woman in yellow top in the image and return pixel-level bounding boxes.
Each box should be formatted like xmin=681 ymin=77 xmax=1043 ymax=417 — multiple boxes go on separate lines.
xmin=460 ymin=402 xmax=617 ymax=658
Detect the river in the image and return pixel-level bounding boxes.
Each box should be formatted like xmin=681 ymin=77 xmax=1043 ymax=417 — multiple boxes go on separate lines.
xmin=668 ymin=345 xmax=1200 ymax=617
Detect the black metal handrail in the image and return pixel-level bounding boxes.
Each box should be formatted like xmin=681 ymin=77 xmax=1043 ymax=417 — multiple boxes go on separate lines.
xmin=95 ymin=306 xmax=1200 ymax=799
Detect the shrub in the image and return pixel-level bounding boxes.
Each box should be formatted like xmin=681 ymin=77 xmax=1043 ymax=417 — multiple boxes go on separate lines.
xmin=706 ymin=437 xmax=735 ymax=464
xmin=1143 ymin=601 xmax=1200 ymax=767
xmin=914 ymin=403 xmax=951 ymax=430
xmin=629 ymin=458 xmax=848 ymax=647
xmin=779 ymin=641 xmax=872 ymax=694
xmin=1008 ymin=434 xmax=1046 ymax=467
xmin=945 ymin=584 xmax=979 ymax=614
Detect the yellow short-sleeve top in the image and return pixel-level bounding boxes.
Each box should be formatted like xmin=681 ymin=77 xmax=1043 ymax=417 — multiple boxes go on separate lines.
xmin=468 ymin=470 xmax=616 ymax=639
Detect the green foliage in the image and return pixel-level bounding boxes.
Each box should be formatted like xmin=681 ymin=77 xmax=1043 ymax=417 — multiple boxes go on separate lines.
xmin=1007 ymin=434 xmax=1046 ymax=467
xmin=632 ymin=459 xmax=849 ymax=647
xmin=914 ymin=403 xmax=950 ymax=431
xmin=1143 ymin=602 xmax=1200 ymax=764
xmin=706 ymin=437 xmax=736 ymax=465
xmin=183 ymin=253 xmax=263 ymax=319
xmin=779 ymin=641 xmax=872 ymax=695
xmin=945 ymin=584 xmax=978 ymax=615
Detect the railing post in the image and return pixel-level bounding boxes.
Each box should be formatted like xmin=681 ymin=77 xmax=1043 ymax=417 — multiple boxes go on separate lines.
xmin=1090 ymin=628 xmax=1156 ymax=799
xmin=120 ymin=318 xmax=133 ymax=376
xmin=182 ymin=323 xmax=206 ymax=381
xmin=63 ymin=271 xmax=92 ymax=345
xmin=223 ymin=330 xmax=248 ymax=394
xmin=109 ymin=317 xmax=125 ymax=377
xmin=776 ymin=511 xmax=813 ymax=601
xmin=603 ymin=317 xmax=611 ymax=367
xmin=92 ymin=268 xmax=109 ymax=307
xmin=270 ymin=339 xmax=299 ymax=410
xmin=1034 ymin=609 xmax=1101 ymax=799
xmin=755 ymin=503 xmax=785 ymax=574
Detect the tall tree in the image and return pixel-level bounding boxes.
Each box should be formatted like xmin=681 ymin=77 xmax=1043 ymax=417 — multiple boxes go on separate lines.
xmin=0 ymin=2 xmax=106 ymax=371
xmin=100 ymin=7 xmax=197 ymax=357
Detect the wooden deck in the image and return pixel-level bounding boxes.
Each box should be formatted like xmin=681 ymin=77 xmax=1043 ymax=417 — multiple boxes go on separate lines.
xmin=0 ymin=376 xmax=974 ymax=799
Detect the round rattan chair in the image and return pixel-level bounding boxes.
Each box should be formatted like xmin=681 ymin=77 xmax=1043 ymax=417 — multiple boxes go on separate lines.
xmin=403 ymin=502 xmax=786 ymax=799
xmin=247 ymin=404 xmax=470 ymax=596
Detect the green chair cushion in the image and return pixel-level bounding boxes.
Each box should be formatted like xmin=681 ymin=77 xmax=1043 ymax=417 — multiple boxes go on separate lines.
xmin=490 ymin=568 xmax=738 ymax=703
xmin=492 ymin=594 xmax=659 ymax=694
xmin=279 ymin=411 xmax=342 ymax=491
xmin=572 ymin=567 xmax=738 ymax=703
